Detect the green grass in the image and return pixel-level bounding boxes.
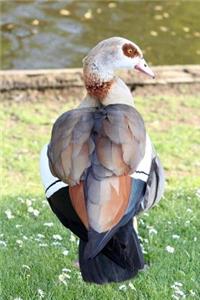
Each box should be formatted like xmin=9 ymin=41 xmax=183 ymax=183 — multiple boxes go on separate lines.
xmin=0 ymin=94 xmax=200 ymax=300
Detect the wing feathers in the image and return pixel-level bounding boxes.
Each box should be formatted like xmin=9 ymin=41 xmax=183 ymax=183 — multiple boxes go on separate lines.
xmin=69 ymin=182 xmax=89 ymax=229
xmin=48 ymin=104 xmax=145 ymax=184
xmin=48 ymin=104 xmax=146 ymax=236
xmin=87 ymin=175 xmax=131 ymax=233
xmin=48 ymin=108 xmax=95 ymax=185
xmin=95 ymin=105 xmax=146 ymax=177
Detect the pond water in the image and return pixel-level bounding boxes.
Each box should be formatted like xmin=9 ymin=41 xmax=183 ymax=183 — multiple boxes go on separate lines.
xmin=1 ymin=0 xmax=200 ymax=69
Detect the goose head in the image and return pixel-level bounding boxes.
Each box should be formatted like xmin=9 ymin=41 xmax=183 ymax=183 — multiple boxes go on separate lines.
xmin=83 ymin=37 xmax=154 ymax=78
xmin=83 ymin=37 xmax=154 ymax=100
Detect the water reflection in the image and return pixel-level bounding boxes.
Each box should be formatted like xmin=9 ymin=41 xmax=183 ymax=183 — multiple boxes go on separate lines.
xmin=1 ymin=0 xmax=200 ymax=69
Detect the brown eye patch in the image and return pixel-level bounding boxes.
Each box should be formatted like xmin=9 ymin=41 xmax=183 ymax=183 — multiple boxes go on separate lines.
xmin=122 ymin=43 xmax=140 ymax=58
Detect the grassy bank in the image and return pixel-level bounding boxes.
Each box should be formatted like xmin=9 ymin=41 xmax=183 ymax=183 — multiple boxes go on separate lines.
xmin=0 ymin=94 xmax=200 ymax=300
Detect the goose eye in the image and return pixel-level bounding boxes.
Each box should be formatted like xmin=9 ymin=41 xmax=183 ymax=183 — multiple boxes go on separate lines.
xmin=122 ymin=43 xmax=139 ymax=58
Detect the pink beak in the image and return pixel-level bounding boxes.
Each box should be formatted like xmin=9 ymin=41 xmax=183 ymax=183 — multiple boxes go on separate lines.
xmin=135 ymin=58 xmax=155 ymax=78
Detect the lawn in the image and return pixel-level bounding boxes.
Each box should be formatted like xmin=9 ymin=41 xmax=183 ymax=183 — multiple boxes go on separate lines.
xmin=0 ymin=91 xmax=200 ymax=300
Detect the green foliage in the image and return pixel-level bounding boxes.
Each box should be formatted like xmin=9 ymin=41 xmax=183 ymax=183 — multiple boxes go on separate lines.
xmin=0 ymin=95 xmax=200 ymax=299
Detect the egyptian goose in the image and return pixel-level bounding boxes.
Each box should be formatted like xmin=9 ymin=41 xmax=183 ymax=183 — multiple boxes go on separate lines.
xmin=40 ymin=37 xmax=165 ymax=284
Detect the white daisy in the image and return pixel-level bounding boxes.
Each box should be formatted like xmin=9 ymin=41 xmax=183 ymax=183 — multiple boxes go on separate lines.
xmin=38 ymin=288 xmax=45 ymax=298
xmin=0 ymin=240 xmax=7 ymax=247
xmin=119 ymin=284 xmax=127 ymax=291
xmin=128 ymin=282 xmax=136 ymax=290
xmin=172 ymin=235 xmax=180 ymax=240
xmin=53 ymin=234 xmax=63 ymax=241
xmin=166 ymin=246 xmax=175 ymax=253
xmin=62 ymin=268 xmax=71 ymax=273
xmin=16 ymin=240 xmax=23 ymax=247
xmin=43 ymin=222 xmax=54 ymax=227
xmin=149 ymin=228 xmax=158 ymax=235
xmin=5 ymin=209 xmax=14 ymax=219
xmin=62 ymin=250 xmax=69 ymax=256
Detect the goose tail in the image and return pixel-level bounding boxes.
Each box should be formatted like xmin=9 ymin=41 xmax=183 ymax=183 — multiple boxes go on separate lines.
xmin=79 ymin=220 xmax=144 ymax=284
